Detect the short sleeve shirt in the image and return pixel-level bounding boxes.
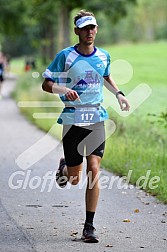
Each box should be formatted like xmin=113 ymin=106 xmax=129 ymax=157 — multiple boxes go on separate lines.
xmin=43 ymin=45 xmax=110 ymax=125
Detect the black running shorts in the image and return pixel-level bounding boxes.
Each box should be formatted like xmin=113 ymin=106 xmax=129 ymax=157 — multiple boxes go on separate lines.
xmin=62 ymin=122 xmax=105 ymax=167
xmin=0 ymin=74 xmax=4 ymax=82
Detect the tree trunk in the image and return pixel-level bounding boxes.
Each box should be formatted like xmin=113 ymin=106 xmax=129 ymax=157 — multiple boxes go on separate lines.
xmin=57 ymin=6 xmax=71 ymax=51
xmin=41 ymin=23 xmax=56 ymax=64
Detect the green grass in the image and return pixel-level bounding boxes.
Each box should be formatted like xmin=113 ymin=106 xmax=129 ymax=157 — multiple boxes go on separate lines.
xmin=12 ymin=41 xmax=167 ymax=203
xmin=102 ymin=41 xmax=167 ymax=202
xmin=10 ymin=57 xmax=25 ymax=75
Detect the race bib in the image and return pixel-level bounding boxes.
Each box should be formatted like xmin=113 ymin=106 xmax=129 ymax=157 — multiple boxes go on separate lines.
xmin=74 ymin=107 xmax=100 ymax=126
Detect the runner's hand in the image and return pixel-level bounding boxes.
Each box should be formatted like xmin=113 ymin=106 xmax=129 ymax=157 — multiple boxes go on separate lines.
xmin=65 ymin=88 xmax=80 ymax=101
xmin=117 ymin=94 xmax=130 ymax=111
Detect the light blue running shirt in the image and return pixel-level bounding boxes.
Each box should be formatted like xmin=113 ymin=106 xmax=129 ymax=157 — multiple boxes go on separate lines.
xmin=43 ymin=45 xmax=110 ymax=125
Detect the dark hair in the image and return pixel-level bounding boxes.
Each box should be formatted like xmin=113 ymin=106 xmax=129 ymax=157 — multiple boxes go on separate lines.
xmin=74 ymin=10 xmax=95 ymax=26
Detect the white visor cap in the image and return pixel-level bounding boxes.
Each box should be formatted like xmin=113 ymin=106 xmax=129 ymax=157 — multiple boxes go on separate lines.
xmin=76 ymin=16 xmax=98 ymax=28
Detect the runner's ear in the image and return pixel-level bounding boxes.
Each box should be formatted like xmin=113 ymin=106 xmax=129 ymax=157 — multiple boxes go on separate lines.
xmin=74 ymin=28 xmax=79 ymax=35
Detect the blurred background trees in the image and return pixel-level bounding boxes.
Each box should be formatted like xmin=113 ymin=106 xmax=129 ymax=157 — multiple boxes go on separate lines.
xmin=0 ymin=0 xmax=167 ymax=63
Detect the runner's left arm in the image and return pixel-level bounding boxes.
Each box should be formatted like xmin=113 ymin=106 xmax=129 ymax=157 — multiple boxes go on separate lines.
xmin=104 ymin=75 xmax=130 ymax=111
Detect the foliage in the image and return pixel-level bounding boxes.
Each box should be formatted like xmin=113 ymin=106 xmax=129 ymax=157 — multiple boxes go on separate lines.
xmin=148 ymin=110 xmax=167 ymax=129
xmin=0 ymin=0 xmax=28 ymax=34
xmin=0 ymin=0 xmax=137 ymax=59
xmin=158 ymin=111 xmax=167 ymax=128
xmin=1 ymin=0 xmax=167 ymax=61
xmin=100 ymin=0 xmax=167 ymax=43
xmin=85 ymin=0 xmax=136 ymax=23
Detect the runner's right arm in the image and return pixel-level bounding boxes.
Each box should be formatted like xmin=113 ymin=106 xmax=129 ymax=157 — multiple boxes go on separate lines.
xmin=42 ymin=78 xmax=80 ymax=101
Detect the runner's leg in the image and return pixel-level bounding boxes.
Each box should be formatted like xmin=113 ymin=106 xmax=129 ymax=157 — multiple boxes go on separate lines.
xmin=59 ymin=125 xmax=88 ymax=185
xmin=81 ymin=154 xmax=101 ymax=243
xmin=86 ymin=154 xmax=101 ymax=212
xmin=63 ymin=163 xmax=83 ymax=185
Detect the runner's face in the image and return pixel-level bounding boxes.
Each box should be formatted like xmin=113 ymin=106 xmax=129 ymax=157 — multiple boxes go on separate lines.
xmin=76 ymin=25 xmax=97 ymax=45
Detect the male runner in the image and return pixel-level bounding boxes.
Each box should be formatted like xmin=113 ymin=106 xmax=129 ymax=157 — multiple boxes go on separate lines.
xmin=42 ymin=10 xmax=130 ymax=243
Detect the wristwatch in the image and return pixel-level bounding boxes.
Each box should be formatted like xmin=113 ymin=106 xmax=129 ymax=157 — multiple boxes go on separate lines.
xmin=116 ymin=91 xmax=125 ymax=98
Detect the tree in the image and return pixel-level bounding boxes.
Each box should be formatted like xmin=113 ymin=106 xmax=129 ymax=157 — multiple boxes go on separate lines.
xmin=0 ymin=0 xmax=58 ymax=62
xmin=0 ymin=0 xmax=29 ymax=35
xmin=57 ymin=0 xmax=137 ymax=49
xmin=85 ymin=0 xmax=137 ymax=22
xmin=133 ymin=0 xmax=167 ymax=41
xmin=0 ymin=0 xmax=137 ymax=61
xmin=29 ymin=0 xmax=59 ymax=62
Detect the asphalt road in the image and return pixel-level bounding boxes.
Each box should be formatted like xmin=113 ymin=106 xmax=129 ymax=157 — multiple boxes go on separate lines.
xmin=0 ymin=76 xmax=167 ymax=252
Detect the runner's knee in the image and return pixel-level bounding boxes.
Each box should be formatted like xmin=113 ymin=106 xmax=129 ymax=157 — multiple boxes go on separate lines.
xmin=87 ymin=165 xmax=99 ymax=178
xmin=86 ymin=156 xmax=101 ymax=178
